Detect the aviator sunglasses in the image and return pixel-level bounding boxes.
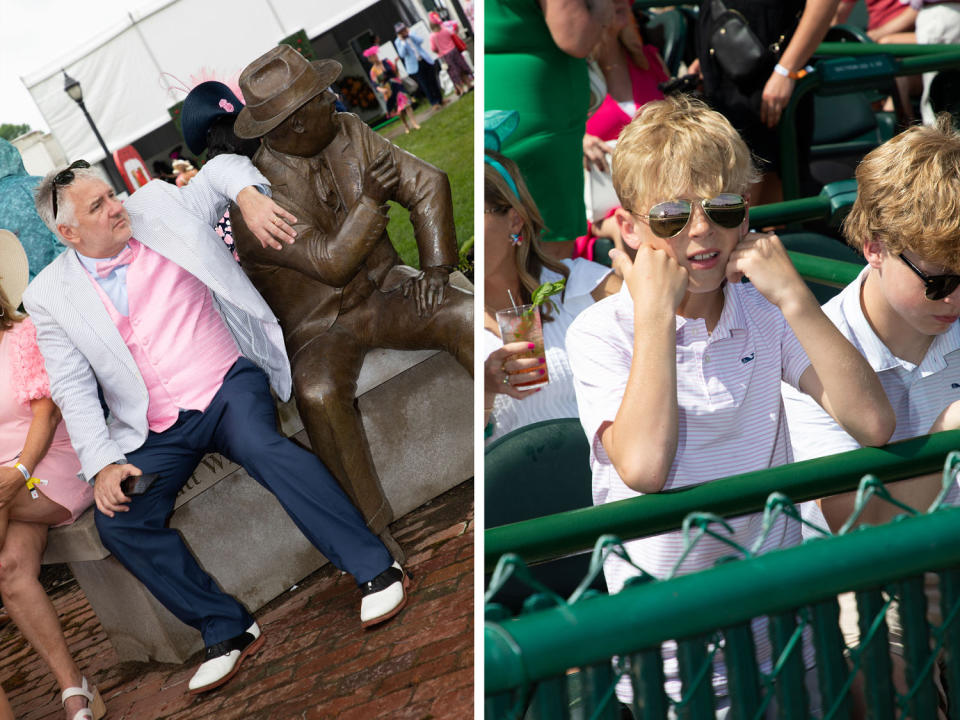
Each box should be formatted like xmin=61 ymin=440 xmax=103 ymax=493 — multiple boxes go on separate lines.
xmin=632 ymin=193 xmax=747 ymax=239
xmin=50 ymin=160 xmax=91 ymax=220
xmin=898 ymin=253 xmax=960 ymax=301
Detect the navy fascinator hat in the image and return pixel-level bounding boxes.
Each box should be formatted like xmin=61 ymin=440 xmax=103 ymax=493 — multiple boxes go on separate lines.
xmin=181 ymin=81 xmax=244 ymax=155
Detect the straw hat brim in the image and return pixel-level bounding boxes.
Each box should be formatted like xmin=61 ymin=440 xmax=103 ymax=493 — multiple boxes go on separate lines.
xmin=0 ymin=230 xmax=29 ymax=309
xmin=234 ymin=59 xmax=342 ymax=139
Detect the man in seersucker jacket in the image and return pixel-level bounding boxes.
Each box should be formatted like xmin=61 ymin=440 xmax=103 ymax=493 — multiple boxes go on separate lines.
xmin=24 ymin=154 xmax=410 ymax=695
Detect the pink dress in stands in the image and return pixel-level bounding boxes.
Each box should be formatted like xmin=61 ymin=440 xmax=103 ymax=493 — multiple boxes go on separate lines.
xmin=576 ymin=44 xmax=668 ymax=260
xmin=0 ymin=318 xmax=93 ymax=526
xmin=585 ymin=44 xmax=668 ymax=142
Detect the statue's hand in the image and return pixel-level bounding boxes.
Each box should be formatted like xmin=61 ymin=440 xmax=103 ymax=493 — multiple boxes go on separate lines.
xmin=362 ymin=150 xmax=400 ymax=204
xmin=402 ymin=267 xmax=449 ymax=317
xmin=236 ymin=187 xmax=298 ymax=251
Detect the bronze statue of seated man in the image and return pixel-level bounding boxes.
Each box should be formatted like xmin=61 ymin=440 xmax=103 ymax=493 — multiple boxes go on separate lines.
xmin=229 ymin=46 xmax=473 ymax=557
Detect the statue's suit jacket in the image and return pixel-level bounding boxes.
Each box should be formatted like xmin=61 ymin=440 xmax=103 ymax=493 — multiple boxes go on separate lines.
xmin=231 ymin=112 xmax=459 ymax=358
xmin=23 ymin=155 xmax=291 ymax=482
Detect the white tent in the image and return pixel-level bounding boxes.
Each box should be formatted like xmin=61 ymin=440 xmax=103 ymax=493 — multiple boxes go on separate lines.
xmin=22 ymin=0 xmax=381 ymax=164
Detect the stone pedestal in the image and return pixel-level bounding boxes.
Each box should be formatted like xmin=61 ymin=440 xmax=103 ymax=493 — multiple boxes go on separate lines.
xmin=44 ymin=346 xmax=472 ymax=663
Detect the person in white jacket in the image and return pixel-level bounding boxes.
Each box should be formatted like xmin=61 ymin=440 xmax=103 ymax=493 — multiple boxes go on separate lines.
xmin=25 ymin=155 xmax=409 ymax=696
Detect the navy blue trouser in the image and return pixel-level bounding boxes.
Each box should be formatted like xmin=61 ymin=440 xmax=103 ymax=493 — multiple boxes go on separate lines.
xmin=413 ymin=63 xmax=443 ymax=105
xmin=94 ymin=358 xmax=392 ymax=646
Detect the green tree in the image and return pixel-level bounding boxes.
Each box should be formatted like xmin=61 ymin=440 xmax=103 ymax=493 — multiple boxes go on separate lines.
xmin=0 ymin=123 xmax=32 ymax=141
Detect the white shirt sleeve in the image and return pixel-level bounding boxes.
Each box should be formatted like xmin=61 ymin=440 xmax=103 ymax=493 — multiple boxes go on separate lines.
xmin=779 ymin=314 xmax=812 ymax=391
xmin=567 ymin=302 xmax=631 ymax=461
xmin=782 ymin=381 xmax=860 ymax=462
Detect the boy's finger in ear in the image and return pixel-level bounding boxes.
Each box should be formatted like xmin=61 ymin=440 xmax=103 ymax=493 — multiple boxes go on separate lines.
xmin=609 ymin=248 xmax=634 ymax=277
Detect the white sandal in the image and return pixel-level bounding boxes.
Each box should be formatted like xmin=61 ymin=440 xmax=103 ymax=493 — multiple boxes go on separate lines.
xmin=61 ymin=676 xmax=106 ymax=720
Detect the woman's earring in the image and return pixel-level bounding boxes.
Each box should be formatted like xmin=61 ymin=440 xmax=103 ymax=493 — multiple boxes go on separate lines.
xmin=510 ymin=233 xmax=522 ymax=246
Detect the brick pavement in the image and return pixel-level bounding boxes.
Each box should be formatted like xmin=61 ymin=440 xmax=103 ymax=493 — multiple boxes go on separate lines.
xmin=0 ymin=480 xmax=474 ymax=720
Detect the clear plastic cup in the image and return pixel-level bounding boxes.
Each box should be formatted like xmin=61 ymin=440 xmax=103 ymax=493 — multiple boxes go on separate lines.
xmin=495 ymin=304 xmax=549 ymax=390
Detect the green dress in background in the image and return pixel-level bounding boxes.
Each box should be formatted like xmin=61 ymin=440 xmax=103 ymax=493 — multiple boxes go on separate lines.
xmin=485 ymin=0 xmax=590 ymax=244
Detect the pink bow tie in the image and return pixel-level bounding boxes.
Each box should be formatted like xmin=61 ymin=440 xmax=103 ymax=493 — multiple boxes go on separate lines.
xmin=95 ymin=245 xmax=135 ymax=278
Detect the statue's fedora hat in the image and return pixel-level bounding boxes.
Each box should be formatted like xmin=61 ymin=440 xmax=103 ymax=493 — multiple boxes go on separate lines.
xmin=235 ymin=45 xmax=341 ymax=139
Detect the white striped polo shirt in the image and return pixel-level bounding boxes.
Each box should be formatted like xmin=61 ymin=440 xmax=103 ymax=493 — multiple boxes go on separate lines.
xmin=567 ymin=279 xmax=814 ymax=701
xmin=783 ymin=265 xmax=960 ymax=537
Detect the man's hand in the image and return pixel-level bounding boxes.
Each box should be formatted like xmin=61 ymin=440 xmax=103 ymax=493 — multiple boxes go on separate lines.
xmin=236 ymin=186 xmax=298 ymax=251
xmin=760 ymin=71 xmax=795 ymax=128
xmin=583 ymin=134 xmax=614 ymax=173
xmin=0 ymin=467 xmax=24 ymax=509
xmin=362 ymin=150 xmax=400 ymax=204
xmin=402 ymin=267 xmax=449 ymax=317
xmin=726 ymin=231 xmax=807 ymax=310
xmin=94 ymin=463 xmax=141 ymax=518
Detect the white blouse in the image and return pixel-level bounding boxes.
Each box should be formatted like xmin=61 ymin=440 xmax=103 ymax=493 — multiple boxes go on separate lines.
xmin=484 ymin=258 xmax=612 ymax=444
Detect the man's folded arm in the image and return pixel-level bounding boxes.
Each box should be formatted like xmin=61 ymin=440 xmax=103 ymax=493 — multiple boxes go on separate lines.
xmin=384 ymin=136 xmax=457 ymax=270
xmin=234 ymin=190 xmax=390 ymax=286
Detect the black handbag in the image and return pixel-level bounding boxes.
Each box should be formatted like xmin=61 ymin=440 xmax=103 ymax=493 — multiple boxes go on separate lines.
xmin=707 ymin=0 xmax=777 ymax=85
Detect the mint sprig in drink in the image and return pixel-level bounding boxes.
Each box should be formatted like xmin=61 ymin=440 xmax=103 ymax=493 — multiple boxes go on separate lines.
xmin=495 ymin=279 xmax=565 ymax=390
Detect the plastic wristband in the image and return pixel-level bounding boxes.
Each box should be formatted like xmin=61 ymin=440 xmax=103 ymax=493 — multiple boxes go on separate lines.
xmin=14 ymin=463 xmax=30 ymax=482
xmin=774 ymin=63 xmax=812 ymax=80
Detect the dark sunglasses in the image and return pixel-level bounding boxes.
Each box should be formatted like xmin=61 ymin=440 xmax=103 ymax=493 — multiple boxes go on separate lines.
xmin=51 ymin=160 xmax=91 ymax=220
xmin=633 ymin=193 xmax=747 ymax=239
xmin=898 ymin=253 xmax=960 ymax=301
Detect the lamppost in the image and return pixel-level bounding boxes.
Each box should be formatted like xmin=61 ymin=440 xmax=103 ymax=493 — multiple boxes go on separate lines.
xmin=62 ymin=70 xmax=125 ymax=193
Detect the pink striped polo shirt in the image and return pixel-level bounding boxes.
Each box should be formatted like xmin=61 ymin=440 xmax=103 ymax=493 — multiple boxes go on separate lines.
xmin=86 ymin=240 xmax=240 ymax=432
xmin=567 ymin=280 xmax=813 ymax=702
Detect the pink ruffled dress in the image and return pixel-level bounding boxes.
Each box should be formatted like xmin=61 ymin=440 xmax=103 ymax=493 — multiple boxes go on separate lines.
xmin=0 ymin=318 xmax=93 ymax=525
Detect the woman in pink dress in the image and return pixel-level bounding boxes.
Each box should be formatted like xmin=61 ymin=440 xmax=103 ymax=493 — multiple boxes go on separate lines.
xmin=364 ymin=46 xmax=421 ymax=134
xmin=577 ymin=0 xmax=669 ymax=262
xmin=0 ymin=232 xmax=103 ymax=720
xmin=428 ymin=20 xmax=474 ymax=95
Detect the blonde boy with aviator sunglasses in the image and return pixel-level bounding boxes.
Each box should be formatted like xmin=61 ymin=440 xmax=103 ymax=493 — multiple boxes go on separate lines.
xmin=566 ymin=95 xmax=895 ymax=716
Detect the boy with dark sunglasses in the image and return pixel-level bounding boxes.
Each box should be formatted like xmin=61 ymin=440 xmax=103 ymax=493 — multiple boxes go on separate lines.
xmin=783 ymin=119 xmax=960 ymax=714
xmin=786 ymin=118 xmax=960 ymax=532
xmin=566 ymin=95 xmax=894 ymax=714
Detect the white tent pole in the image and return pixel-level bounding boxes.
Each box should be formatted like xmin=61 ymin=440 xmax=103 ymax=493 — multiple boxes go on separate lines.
xmin=129 ymin=11 xmax=170 ymax=96
xmin=263 ymin=0 xmax=287 ymax=35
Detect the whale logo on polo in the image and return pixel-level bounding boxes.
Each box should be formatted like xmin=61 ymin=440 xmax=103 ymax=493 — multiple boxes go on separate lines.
xmin=740 ymin=352 xmax=755 ymax=364
xmin=952 ymin=383 xmax=960 ymax=389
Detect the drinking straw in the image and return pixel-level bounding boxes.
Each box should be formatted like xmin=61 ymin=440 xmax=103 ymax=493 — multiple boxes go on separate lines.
xmin=507 ymin=289 xmax=518 ymax=311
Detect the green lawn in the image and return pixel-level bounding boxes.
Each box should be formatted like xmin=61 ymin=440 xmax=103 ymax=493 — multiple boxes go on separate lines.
xmin=378 ymin=93 xmax=474 ymax=268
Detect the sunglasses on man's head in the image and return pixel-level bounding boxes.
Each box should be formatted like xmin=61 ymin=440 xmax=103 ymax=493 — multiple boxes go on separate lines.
xmin=898 ymin=253 xmax=960 ymax=301
xmin=51 ymin=160 xmax=91 ymax=220
xmin=632 ymin=193 xmax=747 ymax=239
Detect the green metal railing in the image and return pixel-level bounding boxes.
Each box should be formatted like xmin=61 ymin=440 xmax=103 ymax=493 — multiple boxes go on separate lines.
xmin=780 ymin=43 xmax=960 ymax=199
xmin=486 ymin=455 xmax=960 ymax=718
xmin=485 ymin=428 xmax=960 ymax=572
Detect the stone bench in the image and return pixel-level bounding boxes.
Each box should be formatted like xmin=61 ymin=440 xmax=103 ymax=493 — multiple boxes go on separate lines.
xmin=42 ymin=341 xmax=472 ymax=664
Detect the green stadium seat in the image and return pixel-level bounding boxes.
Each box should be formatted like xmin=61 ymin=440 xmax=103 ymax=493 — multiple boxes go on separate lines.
xmin=485 ymin=418 xmax=606 ymax=611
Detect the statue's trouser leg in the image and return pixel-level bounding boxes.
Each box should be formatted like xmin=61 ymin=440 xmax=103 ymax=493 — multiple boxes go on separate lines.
xmin=291 ymin=325 xmax=394 ymax=537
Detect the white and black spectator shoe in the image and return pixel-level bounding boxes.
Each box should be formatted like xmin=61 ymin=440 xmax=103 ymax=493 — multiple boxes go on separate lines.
xmin=360 ymin=562 xmax=411 ymax=628
xmin=188 ymin=622 xmax=264 ymax=694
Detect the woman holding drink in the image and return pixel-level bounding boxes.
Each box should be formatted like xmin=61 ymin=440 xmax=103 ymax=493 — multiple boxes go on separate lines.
xmin=483 ymin=148 xmax=620 ymax=443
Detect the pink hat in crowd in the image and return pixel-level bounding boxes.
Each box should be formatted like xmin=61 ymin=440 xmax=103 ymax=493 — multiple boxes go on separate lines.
xmin=362 ymin=45 xmax=380 ymax=58
xmin=428 ymin=11 xmax=442 ymax=24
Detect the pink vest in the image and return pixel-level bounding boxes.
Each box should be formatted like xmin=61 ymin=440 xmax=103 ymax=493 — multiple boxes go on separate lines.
xmin=87 ymin=240 xmax=241 ymax=432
